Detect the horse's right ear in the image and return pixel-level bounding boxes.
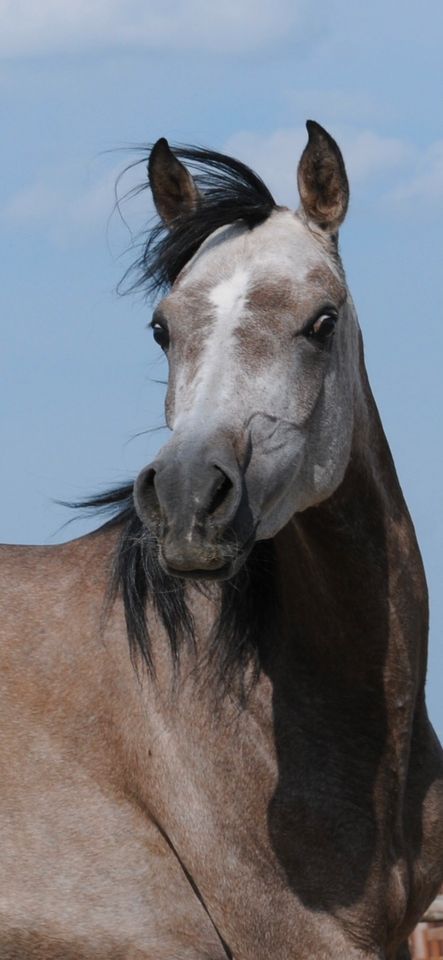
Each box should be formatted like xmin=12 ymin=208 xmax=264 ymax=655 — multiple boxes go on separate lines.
xmin=148 ymin=139 xmax=199 ymax=226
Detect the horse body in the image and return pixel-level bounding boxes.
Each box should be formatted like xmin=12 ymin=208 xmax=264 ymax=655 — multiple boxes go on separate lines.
xmin=1 ymin=122 xmax=442 ymax=959
xmin=0 ymin=535 xmax=229 ymax=960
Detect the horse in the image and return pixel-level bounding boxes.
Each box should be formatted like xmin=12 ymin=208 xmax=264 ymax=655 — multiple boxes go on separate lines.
xmin=0 ymin=121 xmax=442 ymax=960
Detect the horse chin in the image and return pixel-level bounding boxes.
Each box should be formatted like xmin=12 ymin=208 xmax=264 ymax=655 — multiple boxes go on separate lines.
xmin=157 ymin=542 xmax=252 ymax=582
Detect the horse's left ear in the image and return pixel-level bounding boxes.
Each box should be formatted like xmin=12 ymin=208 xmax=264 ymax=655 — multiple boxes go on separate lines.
xmin=148 ymin=138 xmax=199 ymax=226
xmin=297 ymin=121 xmax=349 ymax=232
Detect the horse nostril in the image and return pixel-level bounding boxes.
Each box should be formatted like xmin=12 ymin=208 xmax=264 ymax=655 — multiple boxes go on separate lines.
xmin=207 ymin=467 xmax=234 ymax=518
xmin=135 ymin=451 xmax=241 ymax=537
xmin=134 ymin=465 xmax=161 ymax=524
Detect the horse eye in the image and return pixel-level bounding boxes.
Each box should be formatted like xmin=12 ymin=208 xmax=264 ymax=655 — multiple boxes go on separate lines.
xmin=152 ymin=322 xmax=170 ymax=351
xmin=307 ymin=313 xmax=337 ymax=345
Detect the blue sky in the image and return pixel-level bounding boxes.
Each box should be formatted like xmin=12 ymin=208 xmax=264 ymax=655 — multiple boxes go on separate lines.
xmin=1 ymin=0 xmax=442 ymax=734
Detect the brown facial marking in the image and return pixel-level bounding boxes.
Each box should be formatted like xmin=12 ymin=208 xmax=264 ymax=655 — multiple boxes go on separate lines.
xmin=160 ymin=285 xmax=216 ymax=386
xmin=247 ymin=279 xmax=299 ymax=317
xmin=234 ymin=321 xmax=272 ymax=370
xmin=229 ymin=280 xmax=299 ymax=371
xmin=306 ymin=266 xmax=347 ymax=306
xmin=231 ymin=268 xmax=347 ymax=372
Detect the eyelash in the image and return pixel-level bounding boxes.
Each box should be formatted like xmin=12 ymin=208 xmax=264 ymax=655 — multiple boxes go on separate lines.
xmin=304 ymin=311 xmax=338 ymax=347
xmin=151 ymin=322 xmax=170 ymax=351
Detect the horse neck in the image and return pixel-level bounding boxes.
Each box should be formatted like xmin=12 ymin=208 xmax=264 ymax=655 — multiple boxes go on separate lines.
xmin=272 ymin=354 xmax=428 ymax=689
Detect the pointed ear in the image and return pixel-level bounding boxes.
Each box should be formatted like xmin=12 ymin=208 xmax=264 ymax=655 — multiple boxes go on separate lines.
xmin=148 ymin=138 xmax=200 ymax=226
xmin=297 ymin=121 xmax=349 ymax=232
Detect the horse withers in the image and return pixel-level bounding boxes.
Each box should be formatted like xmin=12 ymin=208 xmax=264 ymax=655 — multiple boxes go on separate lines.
xmin=0 ymin=121 xmax=442 ymax=960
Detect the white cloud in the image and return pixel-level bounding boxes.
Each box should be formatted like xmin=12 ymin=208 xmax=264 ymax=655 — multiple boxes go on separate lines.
xmin=0 ymin=0 xmax=320 ymax=57
xmin=223 ymin=128 xmax=306 ymax=206
xmin=225 ymin=124 xmax=443 ymax=218
xmin=224 ymin=125 xmax=415 ymax=206
xmin=285 ymin=88 xmax=383 ymax=126
xmin=4 ymin=127 xmax=442 ymax=244
xmin=342 ymin=131 xmax=414 ymax=183
xmin=5 ymin=165 xmax=115 ymax=229
xmin=2 ymin=156 xmax=151 ymax=245
xmin=388 ymin=141 xmax=443 ymax=211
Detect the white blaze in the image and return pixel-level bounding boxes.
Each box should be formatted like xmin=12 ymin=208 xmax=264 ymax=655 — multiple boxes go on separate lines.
xmin=209 ymin=267 xmax=249 ymax=321
xmin=174 ymin=267 xmax=249 ymax=427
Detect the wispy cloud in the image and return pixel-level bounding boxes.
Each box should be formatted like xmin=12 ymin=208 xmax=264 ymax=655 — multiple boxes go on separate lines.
xmin=388 ymin=141 xmax=443 ymax=213
xmin=285 ymin=88 xmax=384 ymax=126
xmin=225 ymin=123 xmax=443 ymax=217
xmin=224 ymin=128 xmax=306 ymax=205
xmin=0 ymin=0 xmax=322 ymax=58
xmin=4 ymin=124 xmax=442 ymax=245
xmin=224 ymin=125 xmax=415 ymax=207
xmin=2 ymin=155 xmax=151 ymax=246
xmin=342 ymin=131 xmax=414 ymax=183
xmin=4 ymin=164 xmax=115 ymax=234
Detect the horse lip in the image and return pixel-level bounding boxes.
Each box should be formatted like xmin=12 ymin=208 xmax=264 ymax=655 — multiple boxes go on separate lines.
xmin=160 ymin=560 xmax=235 ymax=581
xmin=158 ymin=542 xmax=252 ymax=581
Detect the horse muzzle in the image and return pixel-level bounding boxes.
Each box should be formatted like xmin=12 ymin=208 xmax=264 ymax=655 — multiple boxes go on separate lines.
xmin=133 ymin=435 xmax=253 ymax=578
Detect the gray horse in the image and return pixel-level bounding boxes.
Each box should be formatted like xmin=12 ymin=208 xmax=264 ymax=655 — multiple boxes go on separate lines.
xmin=1 ymin=121 xmax=442 ymax=959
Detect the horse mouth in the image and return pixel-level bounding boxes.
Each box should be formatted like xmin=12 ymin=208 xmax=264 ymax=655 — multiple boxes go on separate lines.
xmin=158 ymin=539 xmax=253 ymax=581
xmin=160 ymin=559 xmax=234 ymax=581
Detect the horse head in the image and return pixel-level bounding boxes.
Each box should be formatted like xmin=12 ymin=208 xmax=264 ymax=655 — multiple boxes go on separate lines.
xmin=134 ymin=123 xmax=360 ymax=578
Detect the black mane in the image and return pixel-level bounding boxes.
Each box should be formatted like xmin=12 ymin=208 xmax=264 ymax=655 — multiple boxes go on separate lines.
xmin=121 ymin=144 xmax=277 ymax=295
xmin=80 ymin=485 xmax=276 ymax=687
xmin=77 ymin=147 xmax=279 ymax=683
